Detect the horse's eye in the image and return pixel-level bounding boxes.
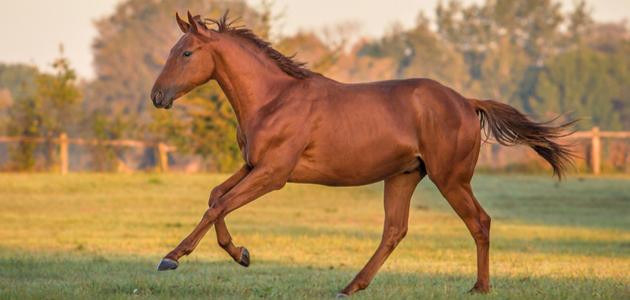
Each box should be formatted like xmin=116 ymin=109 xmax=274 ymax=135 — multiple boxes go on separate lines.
xmin=183 ymin=51 xmax=192 ymax=57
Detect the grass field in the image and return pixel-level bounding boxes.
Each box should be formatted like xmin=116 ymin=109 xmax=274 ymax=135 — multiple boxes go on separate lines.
xmin=0 ymin=173 xmax=628 ymax=299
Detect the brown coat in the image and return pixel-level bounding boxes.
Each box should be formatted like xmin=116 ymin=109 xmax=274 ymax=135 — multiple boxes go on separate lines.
xmin=150 ymin=12 xmax=574 ymax=296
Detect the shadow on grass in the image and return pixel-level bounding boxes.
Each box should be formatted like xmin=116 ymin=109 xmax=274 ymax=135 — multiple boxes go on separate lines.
xmin=226 ymin=224 xmax=629 ymax=259
xmin=0 ymin=254 xmax=626 ymax=300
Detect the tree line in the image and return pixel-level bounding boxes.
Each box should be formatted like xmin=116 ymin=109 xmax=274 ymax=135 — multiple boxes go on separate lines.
xmin=1 ymin=0 xmax=629 ymax=172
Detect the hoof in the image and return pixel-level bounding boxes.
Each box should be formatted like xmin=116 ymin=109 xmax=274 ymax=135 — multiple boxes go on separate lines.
xmin=467 ymin=286 xmax=491 ymax=294
xmin=238 ymin=247 xmax=250 ymax=267
xmin=336 ymin=292 xmax=349 ymax=298
xmin=157 ymin=258 xmax=178 ymax=271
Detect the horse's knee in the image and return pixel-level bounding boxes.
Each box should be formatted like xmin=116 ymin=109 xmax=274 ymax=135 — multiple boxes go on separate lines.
xmin=208 ymin=187 xmax=225 ymax=207
xmin=203 ymin=207 xmax=222 ymax=221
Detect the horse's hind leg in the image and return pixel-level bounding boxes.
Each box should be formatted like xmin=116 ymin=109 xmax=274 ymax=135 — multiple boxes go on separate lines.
xmin=419 ymin=98 xmax=491 ymax=292
xmin=339 ymin=171 xmax=424 ymax=296
xmin=429 ymin=161 xmax=491 ymax=293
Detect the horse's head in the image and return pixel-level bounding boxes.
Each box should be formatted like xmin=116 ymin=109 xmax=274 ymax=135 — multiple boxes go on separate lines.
xmin=151 ymin=12 xmax=215 ymax=109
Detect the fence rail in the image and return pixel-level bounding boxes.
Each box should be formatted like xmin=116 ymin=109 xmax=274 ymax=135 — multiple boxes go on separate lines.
xmin=566 ymin=127 xmax=630 ymax=175
xmin=0 ymin=133 xmax=175 ymax=174
xmin=0 ymin=127 xmax=628 ymax=174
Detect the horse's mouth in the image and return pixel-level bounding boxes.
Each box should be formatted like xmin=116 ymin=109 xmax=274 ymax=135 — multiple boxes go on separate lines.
xmin=152 ymin=99 xmax=173 ymax=109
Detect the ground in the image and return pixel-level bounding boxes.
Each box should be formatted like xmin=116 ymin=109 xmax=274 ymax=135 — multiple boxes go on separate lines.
xmin=0 ymin=173 xmax=628 ymax=299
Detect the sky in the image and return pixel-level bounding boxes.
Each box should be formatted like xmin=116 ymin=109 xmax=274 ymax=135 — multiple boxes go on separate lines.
xmin=0 ymin=0 xmax=628 ymax=79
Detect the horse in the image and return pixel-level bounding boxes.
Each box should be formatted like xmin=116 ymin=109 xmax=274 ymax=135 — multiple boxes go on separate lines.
xmin=150 ymin=11 xmax=575 ymax=297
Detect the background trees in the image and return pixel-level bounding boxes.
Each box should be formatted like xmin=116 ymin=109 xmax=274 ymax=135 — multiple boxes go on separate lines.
xmin=1 ymin=47 xmax=81 ymax=171
xmin=0 ymin=0 xmax=628 ymax=172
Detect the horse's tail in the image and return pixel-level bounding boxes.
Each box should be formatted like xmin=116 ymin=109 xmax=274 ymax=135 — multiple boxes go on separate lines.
xmin=469 ymin=98 xmax=576 ymax=179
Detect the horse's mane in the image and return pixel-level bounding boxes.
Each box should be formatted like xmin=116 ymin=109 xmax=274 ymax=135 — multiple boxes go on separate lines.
xmin=204 ymin=11 xmax=312 ymax=79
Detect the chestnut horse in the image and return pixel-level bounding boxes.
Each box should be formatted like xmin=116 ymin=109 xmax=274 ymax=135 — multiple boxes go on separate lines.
xmin=150 ymin=12 xmax=574 ymax=297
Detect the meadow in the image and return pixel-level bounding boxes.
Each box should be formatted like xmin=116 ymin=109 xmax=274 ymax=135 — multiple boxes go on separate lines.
xmin=0 ymin=173 xmax=628 ymax=299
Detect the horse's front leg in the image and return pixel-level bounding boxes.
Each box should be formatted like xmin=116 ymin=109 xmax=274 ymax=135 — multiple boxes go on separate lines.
xmin=157 ymin=165 xmax=289 ymax=271
xmin=209 ymin=165 xmax=252 ymax=267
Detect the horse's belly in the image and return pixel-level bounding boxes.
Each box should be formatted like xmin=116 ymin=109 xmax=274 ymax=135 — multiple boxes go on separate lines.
xmin=288 ymin=138 xmax=421 ymax=186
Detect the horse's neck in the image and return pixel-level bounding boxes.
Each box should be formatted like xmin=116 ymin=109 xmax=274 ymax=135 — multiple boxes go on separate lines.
xmin=211 ymin=38 xmax=295 ymax=127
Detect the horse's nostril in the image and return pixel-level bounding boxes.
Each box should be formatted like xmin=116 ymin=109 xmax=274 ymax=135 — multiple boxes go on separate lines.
xmin=152 ymin=90 xmax=165 ymax=107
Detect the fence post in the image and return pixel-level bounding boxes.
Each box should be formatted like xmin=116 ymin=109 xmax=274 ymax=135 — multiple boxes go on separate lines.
xmin=59 ymin=132 xmax=68 ymax=175
xmin=591 ymin=126 xmax=600 ymax=175
xmin=157 ymin=143 xmax=169 ymax=172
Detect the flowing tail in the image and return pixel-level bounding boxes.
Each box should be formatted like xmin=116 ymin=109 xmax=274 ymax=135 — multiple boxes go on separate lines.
xmin=470 ymin=99 xmax=576 ymax=179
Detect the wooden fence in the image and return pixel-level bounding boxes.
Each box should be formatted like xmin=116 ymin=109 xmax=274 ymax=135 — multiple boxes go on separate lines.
xmin=0 ymin=127 xmax=628 ymax=174
xmin=568 ymin=127 xmax=630 ymax=175
xmin=0 ymin=133 xmax=175 ymax=174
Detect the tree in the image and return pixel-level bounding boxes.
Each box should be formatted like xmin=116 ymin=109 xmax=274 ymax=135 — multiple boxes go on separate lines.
xmin=6 ymin=47 xmax=81 ymax=171
xmin=6 ymin=92 xmax=39 ymax=170
xmin=355 ymin=13 xmax=467 ymax=90
xmin=436 ymin=0 xmax=565 ymax=108
xmin=0 ymin=64 xmax=39 ymax=136
xmin=276 ymin=32 xmax=335 ymax=74
xmin=532 ymin=47 xmax=627 ymax=130
xmin=36 ymin=46 xmax=82 ymax=137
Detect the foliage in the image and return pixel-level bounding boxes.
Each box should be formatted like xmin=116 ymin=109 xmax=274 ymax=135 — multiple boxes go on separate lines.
xmin=0 ymin=64 xmax=39 ymax=136
xmin=88 ymin=111 xmax=130 ymax=171
xmin=6 ymin=92 xmax=39 ymax=170
xmin=34 ymin=47 xmax=82 ymax=137
xmin=532 ymin=47 xmax=629 ymax=129
xmin=4 ymin=47 xmax=81 ymax=171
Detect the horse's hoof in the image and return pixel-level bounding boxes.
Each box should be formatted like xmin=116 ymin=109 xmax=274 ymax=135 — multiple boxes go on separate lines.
xmin=467 ymin=286 xmax=491 ymax=294
xmin=157 ymin=258 xmax=178 ymax=271
xmin=238 ymin=247 xmax=250 ymax=267
xmin=336 ymin=292 xmax=349 ymax=298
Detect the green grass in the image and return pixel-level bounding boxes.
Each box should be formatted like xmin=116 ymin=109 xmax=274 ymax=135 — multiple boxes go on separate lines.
xmin=0 ymin=173 xmax=628 ymax=299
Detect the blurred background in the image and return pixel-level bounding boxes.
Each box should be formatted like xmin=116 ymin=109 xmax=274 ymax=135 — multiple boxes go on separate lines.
xmin=0 ymin=1 xmax=628 ymax=299
xmin=0 ymin=0 xmax=629 ymax=175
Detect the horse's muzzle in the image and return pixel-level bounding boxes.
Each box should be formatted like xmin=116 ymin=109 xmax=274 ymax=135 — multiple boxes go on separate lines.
xmin=151 ymin=89 xmax=173 ymax=109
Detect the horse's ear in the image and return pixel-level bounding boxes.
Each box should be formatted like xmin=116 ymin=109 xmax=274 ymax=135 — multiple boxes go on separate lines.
xmin=175 ymin=12 xmax=190 ymax=33
xmin=187 ymin=11 xmax=198 ymax=33
xmin=192 ymin=15 xmax=208 ymax=30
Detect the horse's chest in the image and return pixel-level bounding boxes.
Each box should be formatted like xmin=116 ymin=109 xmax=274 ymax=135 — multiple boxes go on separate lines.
xmin=236 ymin=130 xmax=264 ymax=167
xmin=236 ymin=128 xmax=251 ymax=166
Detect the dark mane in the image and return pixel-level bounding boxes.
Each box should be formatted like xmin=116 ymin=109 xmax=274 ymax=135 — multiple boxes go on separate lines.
xmin=204 ymin=11 xmax=312 ymax=79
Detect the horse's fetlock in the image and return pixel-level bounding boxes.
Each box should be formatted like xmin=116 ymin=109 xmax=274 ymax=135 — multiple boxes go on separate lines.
xmin=217 ymin=238 xmax=231 ymax=248
xmin=356 ymin=280 xmax=370 ymax=290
